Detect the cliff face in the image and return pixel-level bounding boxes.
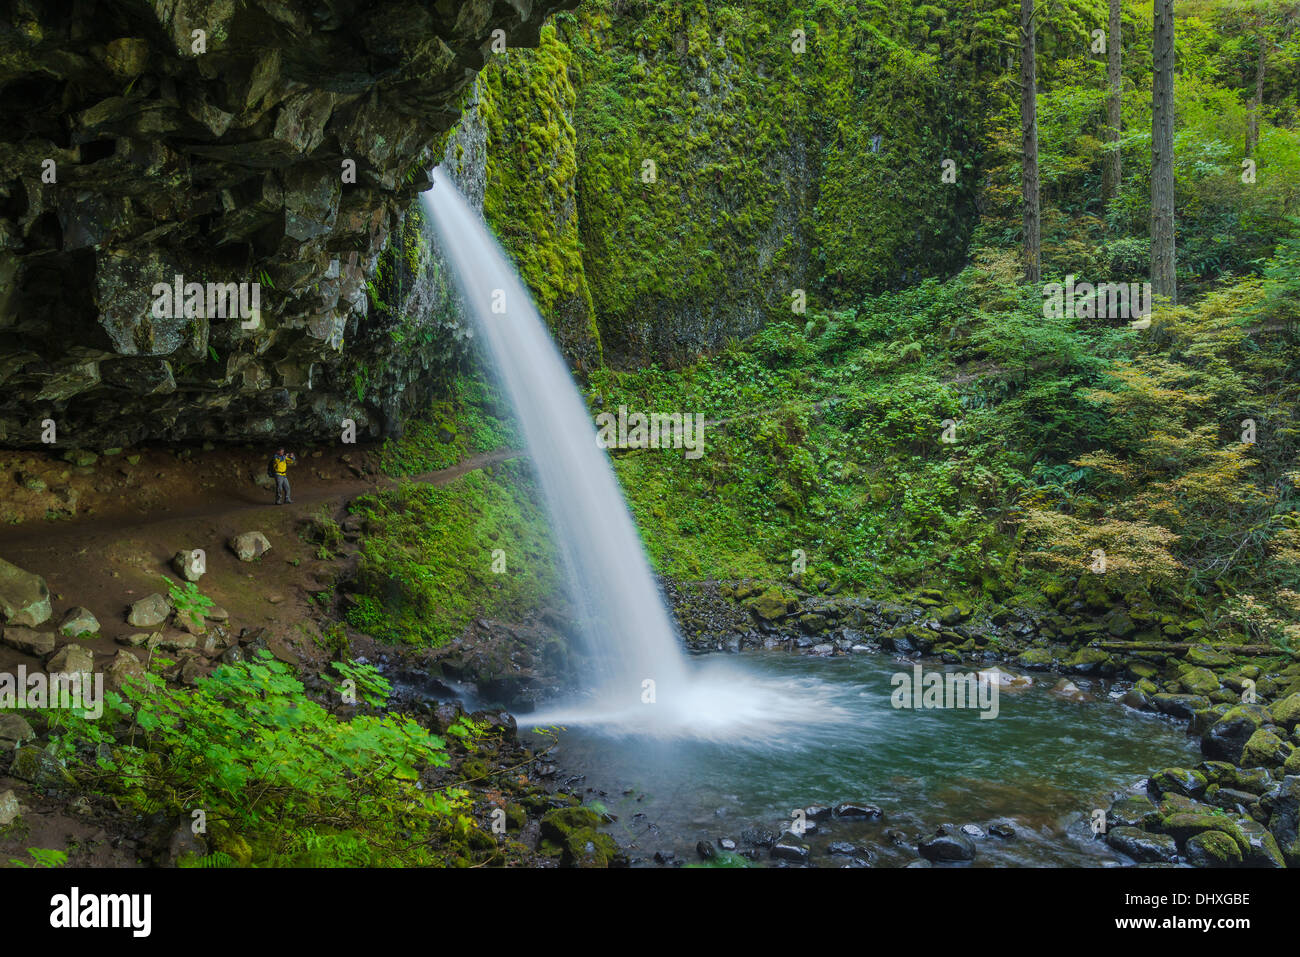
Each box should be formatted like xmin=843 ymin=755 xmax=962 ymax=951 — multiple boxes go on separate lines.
xmin=0 ymin=0 xmax=574 ymax=448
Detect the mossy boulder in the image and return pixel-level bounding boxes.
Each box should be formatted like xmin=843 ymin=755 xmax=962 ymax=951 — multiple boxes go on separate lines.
xmin=1148 ymin=767 xmax=1208 ymax=800
xmin=1014 ymin=647 xmax=1056 ymax=670
xmin=1268 ymin=693 xmax=1300 ymax=730
xmin=937 ymin=602 xmax=972 ymax=626
xmin=539 ymin=806 xmax=618 ymax=867
xmin=1152 ymin=693 xmax=1211 ymax=721
xmin=1176 ymin=666 xmax=1220 ymax=696
xmin=1184 ymin=645 xmax=1235 ymax=669
xmin=745 ymin=588 xmax=794 ymax=622
xmin=1064 ymin=647 xmax=1113 ymax=676
xmin=1202 ymin=705 xmax=1270 ymax=763
xmin=1184 ymin=830 xmax=1243 ymax=867
xmin=1107 ymin=794 xmax=1160 ymax=830
xmin=1157 ymin=812 xmax=1251 ymax=858
xmin=1241 ymin=727 xmax=1293 ymax=768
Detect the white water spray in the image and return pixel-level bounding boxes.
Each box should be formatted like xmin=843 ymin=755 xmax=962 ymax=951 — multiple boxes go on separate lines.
xmin=420 ymin=170 xmax=847 ymax=741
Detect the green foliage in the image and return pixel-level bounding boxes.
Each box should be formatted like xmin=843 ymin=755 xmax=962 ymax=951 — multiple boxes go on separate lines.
xmin=378 ymin=375 xmax=519 ymax=477
xmin=347 ymin=460 xmax=562 ymax=646
xmin=8 ymin=848 xmax=68 ymax=868
xmin=162 ymin=575 xmax=213 ymax=629
xmin=43 ymin=653 xmax=481 ymax=867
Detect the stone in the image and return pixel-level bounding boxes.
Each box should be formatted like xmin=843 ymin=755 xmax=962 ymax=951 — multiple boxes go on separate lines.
xmin=104 ymin=650 xmax=146 ymax=692
xmin=9 ymin=746 xmax=75 ymax=789
xmin=0 ymin=789 xmax=21 ymax=826
xmin=1106 ymin=826 xmax=1178 ymax=864
xmin=1184 ymin=645 xmax=1235 ymax=669
xmin=1157 ymin=813 xmax=1250 ymax=858
xmin=47 ymin=644 xmax=94 ymax=678
xmin=1152 ymin=693 xmax=1211 ymax=720
xmin=1177 ymin=666 xmax=1220 ymax=696
xmin=918 ymin=829 xmax=975 ymax=863
xmin=745 ymin=589 xmax=790 ymax=621
xmin=770 ymin=833 xmax=810 ymax=862
xmin=832 ymin=802 xmax=882 ymax=820
xmin=0 ymin=625 xmax=56 ymax=656
xmin=1242 ymin=727 xmax=1293 ymax=768
xmin=1202 ymin=705 xmax=1270 ymax=763
xmin=0 ymin=713 xmax=36 ymax=750
xmin=171 ymin=550 xmax=205 ymax=582
xmin=1184 ymin=830 xmax=1243 ymax=867
xmin=0 ymin=558 xmax=52 ymax=626
xmin=1268 ymin=693 xmax=1300 ymax=730
xmin=58 ymin=606 xmax=100 ymax=638
xmin=1148 ymin=767 xmax=1208 ymax=799
xmin=1107 ymin=795 xmax=1159 ymax=830
xmin=127 ymin=593 xmax=171 ymax=627
xmin=230 ymin=531 xmax=272 ymax=561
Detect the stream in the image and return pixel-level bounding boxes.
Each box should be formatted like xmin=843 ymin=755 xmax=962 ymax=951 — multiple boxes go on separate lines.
xmin=534 ymin=650 xmax=1200 ymax=867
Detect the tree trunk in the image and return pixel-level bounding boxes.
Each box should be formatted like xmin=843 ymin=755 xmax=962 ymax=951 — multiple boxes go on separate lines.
xmin=1020 ymin=0 xmax=1040 ymax=283
xmin=1102 ymin=0 xmax=1123 ymax=203
xmin=1247 ymin=26 xmax=1266 ymax=157
xmin=1150 ymin=0 xmax=1176 ymax=303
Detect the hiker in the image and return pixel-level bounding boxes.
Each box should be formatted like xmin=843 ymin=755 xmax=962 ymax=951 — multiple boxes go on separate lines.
xmin=269 ymin=447 xmax=296 ymax=505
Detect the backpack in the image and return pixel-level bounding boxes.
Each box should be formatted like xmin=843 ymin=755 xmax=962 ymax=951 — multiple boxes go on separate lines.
xmin=267 ymin=458 xmax=276 ymax=478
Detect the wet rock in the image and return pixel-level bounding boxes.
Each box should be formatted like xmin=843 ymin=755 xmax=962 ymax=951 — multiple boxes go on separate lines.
xmin=740 ymin=825 xmax=777 ymax=848
xmin=127 ymin=593 xmax=170 ymax=628
xmin=959 ymin=824 xmax=986 ymax=839
xmin=1148 ymin=767 xmax=1208 ymax=800
xmin=1106 ymin=826 xmax=1178 ymax=864
xmin=1157 ymin=812 xmax=1251 ymax=858
xmin=653 ymin=850 xmax=676 ymax=864
xmin=1260 ymin=776 xmax=1300 ymax=865
xmin=1151 ymin=692 xmax=1211 ymax=720
xmin=230 ymin=531 xmax=272 ymax=561
xmin=1108 ymin=795 xmax=1160 ymax=830
xmin=1234 ymin=816 xmax=1286 ymax=868
xmin=771 ymin=833 xmax=810 ymax=863
xmin=58 ymin=606 xmax=100 ymax=638
xmin=833 ymin=802 xmax=882 ymax=820
xmin=918 ymin=828 xmax=975 ymax=863
xmin=1 ymin=625 xmax=56 ymax=656
xmin=988 ymin=823 xmax=1015 ymax=839
xmin=695 ymin=840 xmax=716 ymax=860
xmin=804 ymin=805 xmax=833 ymax=821
xmin=1184 ymin=830 xmax=1243 ymax=867
xmin=1242 ymin=727 xmax=1293 ymax=768
xmin=1202 ymin=705 xmax=1271 ymax=763
xmin=718 ymin=838 xmax=737 ymax=851
xmin=0 ymin=558 xmax=52 ymax=626
xmin=1206 ymin=787 xmax=1260 ymax=813
xmin=828 ymin=841 xmax=857 ymax=855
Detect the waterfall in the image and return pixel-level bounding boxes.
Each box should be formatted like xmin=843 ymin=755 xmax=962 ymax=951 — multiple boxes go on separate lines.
xmin=420 ymin=170 xmax=844 ymax=742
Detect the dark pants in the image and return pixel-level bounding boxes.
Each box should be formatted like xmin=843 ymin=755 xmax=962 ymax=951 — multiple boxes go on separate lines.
xmin=275 ymin=474 xmax=291 ymax=503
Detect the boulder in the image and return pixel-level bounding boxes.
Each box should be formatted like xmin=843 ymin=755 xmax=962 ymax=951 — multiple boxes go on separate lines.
xmin=1202 ymin=705 xmax=1270 ymax=763
xmin=58 ymin=606 xmax=100 ymax=638
xmin=1242 ymin=727 xmax=1293 ymax=768
xmin=127 ymin=593 xmax=171 ymax=627
xmin=1106 ymin=826 xmax=1178 ymax=864
xmin=770 ymin=832 xmax=810 ymax=863
xmin=1268 ymin=693 xmax=1300 ymax=730
xmin=918 ymin=826 xmax=975 ymax=862
xmin=0 ymin=789 xmax=21 ymax=826
xmin=1177 ymin=666 xmax=1220 ymax=696
xmin=0 ymin=558 xmax=52 ymax=626
xmin=1184 ymin=645 xmax=1235 ymax=669
xmin=171 ymin=550 xmax=205 ymax=582
xmin=1148 ymin=767 xmax=1208 ymax=800
xmin=9 ymin=746 xmax=75 ymax=789
xmin=0 ymin=713 xmax=36 ymax=750
xmin=104 ymin=650 xmax=146 ymax=692
xmin=230 ymin=531 xmax=272 ymax=561
xmin=1184 ymin=830 xmax=1243 ymax=867
xmin=0 ymin=625 xmax=56 ymax=656
xmin=47 ymin=644 xmax=94 ymax=678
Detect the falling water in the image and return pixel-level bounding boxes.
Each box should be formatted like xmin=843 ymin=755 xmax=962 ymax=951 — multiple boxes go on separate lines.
xmin=421 ymin=170 xmax=847 ymax=741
